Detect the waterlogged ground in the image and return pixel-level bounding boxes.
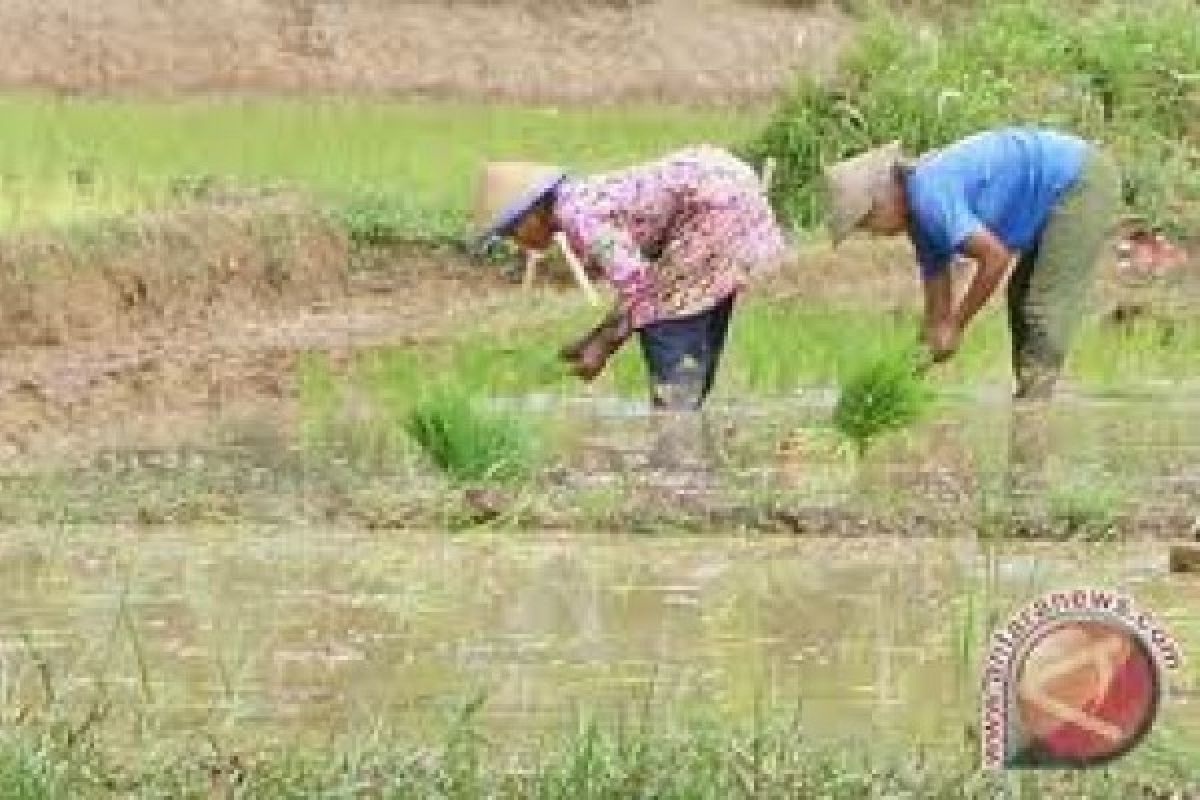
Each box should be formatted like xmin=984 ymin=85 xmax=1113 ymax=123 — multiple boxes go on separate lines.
xmin=6 ymin=381 xmax=1200 ymax=536
xmin=0 ymin=246 xmax=1197 ymax=790
xmin=543 ymin=384 xmax=1200 ymax=510
xmin=0 ymin=528 xmax=1195 ymax=756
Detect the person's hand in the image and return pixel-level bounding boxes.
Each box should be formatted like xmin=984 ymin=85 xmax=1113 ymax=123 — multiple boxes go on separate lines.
xmin=559 ymin=331 xmax=590 ymax=363
xmin=926 ymin=318 xmax=962 ymax=363
xmin=559 ymin=310 xmax=633 ymax=382
xmin=569 ymin=335 xmax=615 ymax=381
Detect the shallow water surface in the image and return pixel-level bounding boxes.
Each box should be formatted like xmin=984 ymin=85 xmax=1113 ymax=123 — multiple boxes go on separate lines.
xmin=0 ymin=527 xmax=1195 ymax=751
xmin=523 ymin=387 xmax=1200 ymax=518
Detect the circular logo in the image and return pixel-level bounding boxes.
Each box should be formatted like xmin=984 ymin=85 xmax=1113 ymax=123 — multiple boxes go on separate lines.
xmin=1012 ymin=619 xmax=1160 ymax=767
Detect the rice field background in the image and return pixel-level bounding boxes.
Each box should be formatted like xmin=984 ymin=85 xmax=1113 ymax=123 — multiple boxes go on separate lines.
xmin=0 ymin=97 xmax=761 ymax=235
xmin=0 ymin=0 xmax=1197 ymax=795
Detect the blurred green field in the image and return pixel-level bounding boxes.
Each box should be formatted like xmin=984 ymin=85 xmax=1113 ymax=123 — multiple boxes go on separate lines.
xmin=0 ymin=95 xmax=761 ymax=233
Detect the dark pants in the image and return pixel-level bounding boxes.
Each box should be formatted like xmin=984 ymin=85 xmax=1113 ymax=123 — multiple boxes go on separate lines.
xmin=638 ymin=294 xmax=736 ymax=410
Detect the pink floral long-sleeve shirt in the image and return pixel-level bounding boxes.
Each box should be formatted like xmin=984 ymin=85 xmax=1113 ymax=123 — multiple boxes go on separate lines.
xmin=553 ymin=145 xmax=788 ymax=329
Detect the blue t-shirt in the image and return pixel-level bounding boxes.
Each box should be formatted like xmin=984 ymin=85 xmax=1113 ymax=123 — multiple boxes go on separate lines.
xmin=905 ymin=128 xmax=1090 ymax=278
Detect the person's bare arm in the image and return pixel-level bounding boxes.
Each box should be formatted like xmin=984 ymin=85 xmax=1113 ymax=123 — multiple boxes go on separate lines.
xmin=955 ymin=227 xmax=1015 ymax=330
xmin=921 ymin=228 xmax=1015 ymax=362
xmin=920 ymin=269 xmax=962 ymax=363
xmin=922 ymin=270 xmax=956 ymax=333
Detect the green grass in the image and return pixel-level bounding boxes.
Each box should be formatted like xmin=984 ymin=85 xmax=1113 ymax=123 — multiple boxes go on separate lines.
xmin=833 ymin=345 xmax=935 ymax=456
xmin=299 ymin=301 xmax=1200 ymax=461
xmin=0 ymin=710 xmax=1191 ymax=798
xmin=0 ymin=95 xmax=760 ymax=236
xmin=742 ymin=0 xmax=1200 ymax=235
xmin=1046 ymin=475 xmax=1127 ymax=538
xmin=406 ymin=388 xmax=539 ymax=483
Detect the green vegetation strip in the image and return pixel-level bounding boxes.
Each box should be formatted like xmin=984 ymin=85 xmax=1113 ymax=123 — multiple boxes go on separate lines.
xmin=742 ymin=0 xmax=1200 ymax=235
xmin=302 ymin=302 xmax=1200 ymax=412
xmin=0 ymin=714 xmax=1192 ymax=798
xmin=0 ymin=96 xmax=758 ymax=237
xmin=294 ymin=300 xmax=1200 ymax=483
xmin=0 ymin=1 xmax=1194 ymax=246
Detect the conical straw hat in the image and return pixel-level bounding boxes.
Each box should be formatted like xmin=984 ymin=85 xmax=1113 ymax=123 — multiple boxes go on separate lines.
xmin=473 ymin=161 xmax=567 ymax=246
xmin=822 ymin=140 xmax=903 ymax=246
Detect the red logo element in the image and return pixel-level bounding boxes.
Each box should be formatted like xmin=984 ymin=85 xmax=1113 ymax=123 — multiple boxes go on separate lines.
xmin=1009 ymin=619 xmax=1160 ymax=768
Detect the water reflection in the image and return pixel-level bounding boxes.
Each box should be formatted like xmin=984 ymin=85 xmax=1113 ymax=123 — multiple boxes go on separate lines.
xmin=0 ymin=528 xmax=1194 ymax=750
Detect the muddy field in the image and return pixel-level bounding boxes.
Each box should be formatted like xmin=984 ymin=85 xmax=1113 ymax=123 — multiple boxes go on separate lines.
xmin=0 ymin=196 xmax=878 ymax=460
xmin=0 ymin=1 xmax=1196 ymax=788
xmin=0 ymin=167 xmax=1195 ymax=799
xmin=0 ymin=201 xmax=1197 ymax=539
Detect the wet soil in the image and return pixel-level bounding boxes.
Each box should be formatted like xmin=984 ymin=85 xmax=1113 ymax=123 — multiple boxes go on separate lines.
xmin=0 ymin=226 xmax=1197 ymax=535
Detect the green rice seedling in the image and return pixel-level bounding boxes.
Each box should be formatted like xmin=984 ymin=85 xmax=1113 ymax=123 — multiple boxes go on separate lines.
xmin=0 ymin=735 xmax=69 ymax=800
xmin=405 ymin=387 xmax=538 ymax=483
xmin=833 ymin=345 xmax=935 ymax=456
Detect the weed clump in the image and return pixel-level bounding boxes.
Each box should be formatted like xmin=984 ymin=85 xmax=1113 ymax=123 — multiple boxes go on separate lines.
xmin=833 ymin=347 xmax=934 ymax=456
xmin=406 ymin=388 xmax=537 ymax=483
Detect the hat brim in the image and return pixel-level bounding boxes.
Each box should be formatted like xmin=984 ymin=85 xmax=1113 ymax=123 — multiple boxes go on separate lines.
xmin=825 ymin=140 xmax=903 ymax=248
xmin=474 ymin=172 xmax=567 ymax=249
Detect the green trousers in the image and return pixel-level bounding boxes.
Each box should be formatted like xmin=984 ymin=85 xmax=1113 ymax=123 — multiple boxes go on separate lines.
xmin=1006 ymin=148 xmax=1121 ymax=400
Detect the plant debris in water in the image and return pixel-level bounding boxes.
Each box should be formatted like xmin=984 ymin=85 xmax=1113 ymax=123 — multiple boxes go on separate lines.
xmin=833 ymin=347 xmax=934 ymax=455
xmin=406 ymin=388 xmax=536 ymax=483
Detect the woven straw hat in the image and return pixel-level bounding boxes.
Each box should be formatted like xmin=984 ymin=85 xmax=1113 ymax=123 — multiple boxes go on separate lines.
xmin=822 ymin=140 xmax=903 ymax=246
xmin=473 ymin=161 xmax=567 ymax=247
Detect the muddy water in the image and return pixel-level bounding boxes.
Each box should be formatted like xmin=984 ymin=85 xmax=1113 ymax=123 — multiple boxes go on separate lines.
xmin=538 ymin=387 xmax=1200 ymax=514
xmin=0 ymin=528 xmax=1195 ymax=750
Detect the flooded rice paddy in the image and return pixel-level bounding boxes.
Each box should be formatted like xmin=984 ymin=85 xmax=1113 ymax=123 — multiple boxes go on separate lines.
xmin=0 ymin=528 xmax=1195 ymax=752
xmin=0 ymin=386 xmax=1198 ymax=756
xmin=541 ymin=385 xmax=1200 ymax=520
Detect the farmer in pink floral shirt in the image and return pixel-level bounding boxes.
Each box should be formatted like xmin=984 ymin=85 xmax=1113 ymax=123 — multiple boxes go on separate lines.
xmin=473 ymin=145 xmax=788 ymax=410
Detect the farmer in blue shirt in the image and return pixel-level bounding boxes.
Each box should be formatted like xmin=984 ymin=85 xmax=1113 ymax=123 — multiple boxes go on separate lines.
xmin=824 ymin=128 xmax=1120 ymax=400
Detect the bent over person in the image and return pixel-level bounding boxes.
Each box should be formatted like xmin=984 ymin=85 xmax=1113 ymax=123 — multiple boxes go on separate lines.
xmin=473 ymin=145 xmax=788 ymax=410
xmin=824 ymin=127 xmax=1121 ymax=400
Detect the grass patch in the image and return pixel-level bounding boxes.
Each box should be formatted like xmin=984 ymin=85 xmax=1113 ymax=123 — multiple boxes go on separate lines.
xmin=305 ymin=301 xmax=1200 ymax=428
xmin=1047 ymin=475 xmax=1126 ymax=538
xmin=0 ymin=708 xmax=1190 ymax=797
xmin=743 ymin=0 xmax=1200 ymax=235
xmin=0 ymin=96 xmax=760 ymax=235
xmin=406 ymin=388 xmax=539 ymax=484
xmin=833 ymin=345 xmax=935 ymax=455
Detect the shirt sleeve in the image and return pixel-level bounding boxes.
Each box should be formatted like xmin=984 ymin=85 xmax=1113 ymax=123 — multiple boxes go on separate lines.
xmin=908 ymin=171 xmax=983 ymax=279
xmin=565 ymin=216 xmax=657 ymax=328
